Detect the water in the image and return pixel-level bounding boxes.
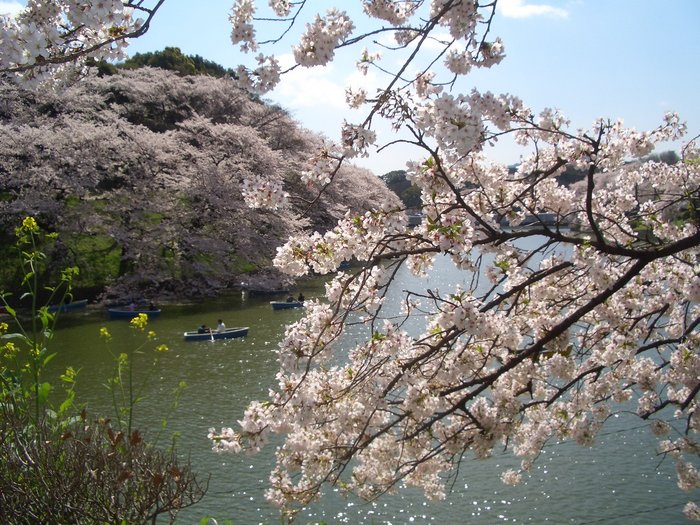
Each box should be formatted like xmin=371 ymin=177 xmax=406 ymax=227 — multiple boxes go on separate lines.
xmin=44 ymin=259 xmax=691 ymax=524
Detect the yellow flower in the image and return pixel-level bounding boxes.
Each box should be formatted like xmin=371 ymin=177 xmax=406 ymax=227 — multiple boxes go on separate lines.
xmin=130 ymin=313 xmax=148 ymax=331
xmin=60 ymin=366 xmax=78 ymax=384
xmin=155 ymin=344 xmax=169 ymax=353
xmin=15 ymin=216 xmax=39 ymax=241
xmin=61 ymin=266 xmax=80 ymax=282
xmin=21 ymin=216 xmax=39 ymax=233
xmin=2 ymin=341 xmax=18 ymax=357
xmin=147 ymin=330 xmax=157 ymax=340
xmin=0 ymin=322 xmax=8 ymax=334
xmin=99 ymin=327 xmax=111 ymax=341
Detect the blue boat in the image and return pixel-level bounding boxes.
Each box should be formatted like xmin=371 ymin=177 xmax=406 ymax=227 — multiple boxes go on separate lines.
xmin=47 ymin=298 xmax=88 ymax=313
xmin=108 ymin=306 xmax=161 ymax=319
xmin=270 ymin=300 xmax=304 ymax=310
xmin=183 ymin=327 xmax=249 ymax=341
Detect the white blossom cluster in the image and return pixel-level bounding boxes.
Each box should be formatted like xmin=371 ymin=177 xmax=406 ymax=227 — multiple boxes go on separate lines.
xmin=233 ymin=53 xmax=281 ymax=94
xmin=361 ymin=0 xmax=418 ymax=26
xmin=356 ymin=47 xmax=381 ymax=75
xmin=0 ymin=0 xmax=145 ymax=86
xmin=430 ymin=0 xmax=478 ymax=39
xmin=345 ymin=86 xmax=368 ymax=108
xmin=273 ymin=207 xmax=407 ymax=276
xmin=198 ymin=0 xmax=700 ymax=516
xmin=341 ymin=121 xmax=377 ymax=158
xmin=241 ymin=173 xmax=287 ymax=209
xmin=229 ymin=0 xmax=258 ymax=52
xmin=204 ymin=1 xmax=700 ymax=516
xmin=228 ymin=108 xmax=700 ymax=516
xmin=292 ymin=9 xmax=354 ymax=67
xmin=415 ymin=90 xmax=527 ymax=163
xmin=300 ymin=143 xmax=342 ymax=186
xmin=269 ymin=0 xmax=292 ymax=17
xmin=220 ymin=0 xmax=513 ymax=213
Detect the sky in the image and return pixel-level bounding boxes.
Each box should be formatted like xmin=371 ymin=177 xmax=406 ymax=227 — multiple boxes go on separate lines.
xmin=2 ymin=0 xmax=699 ymax=175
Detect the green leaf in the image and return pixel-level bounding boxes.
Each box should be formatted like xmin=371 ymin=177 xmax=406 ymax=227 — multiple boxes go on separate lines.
xmin=1 ymin=332 xmax=24 ymax=341
xmin=43 ymin=352 xmax=57 ymax=367
xmin=37 ymin=382 xmax=52 ymax=404
xmin=58 ymin=390 xmax=75 ymax=415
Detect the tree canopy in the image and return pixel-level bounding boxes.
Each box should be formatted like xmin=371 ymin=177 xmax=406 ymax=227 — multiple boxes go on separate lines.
xmin=119 ymin=46 xmax=236 ymax=78
xmin=0 ymin=65 xmax=398 ymax=301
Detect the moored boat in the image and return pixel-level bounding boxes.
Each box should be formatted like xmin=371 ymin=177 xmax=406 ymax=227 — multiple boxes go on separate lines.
xmin=47 ymin=298 xmax=88 ymax=313
xmin=108 ymin=306 xmax=162 ymax=319
xmin=270 ymin=300 xmax=304 ymax=310
xmin=183 ymin=327 xmax=249 ymax=341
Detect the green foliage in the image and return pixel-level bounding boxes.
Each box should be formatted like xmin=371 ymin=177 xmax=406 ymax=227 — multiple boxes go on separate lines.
xmin=643 ymin=149 xmax=681 ymax=165
xmin=0 ymin=217 xmax=206 ymax=524
xmin=380 ymin=169 xmax=411 ymax=193
xmin=231 ymin=254 xmax=260 ymax=274
xmin=100 ymin=314 xmax=178 ymax=444
xmin=63 ymin=233 xmax=121 ymax=288
xmin=380 ymin=169 xmax=422 ymax=208
xmin=401 ymin=184 xmax=422 ymax=208
xmin=86 ymin=57 xmax=119 ymax=76
xmin=143 ymin=211 xmax=164 ymax=224
xmin=122 ymin=46 xmax=197 ymax=75
xmin=120 ymin=46 xmax=236 ymax=78
xmin=1 ymin=216 xmax=75 ymax=422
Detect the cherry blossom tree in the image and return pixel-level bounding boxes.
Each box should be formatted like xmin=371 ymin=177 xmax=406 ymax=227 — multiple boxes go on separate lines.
xmin=0 ymin=0 xmax=165 ymax=86
xmin=212 ymin=1 xmax=700 ymax=520
xmin=0 ymin=65 xmax=399 ymax=298
xmin=3 ymin=0 xmax=700 ymax=521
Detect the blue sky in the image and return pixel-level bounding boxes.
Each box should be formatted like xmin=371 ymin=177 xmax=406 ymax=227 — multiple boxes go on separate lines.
xmin=3 ymin=1 xmax=699 ymax=175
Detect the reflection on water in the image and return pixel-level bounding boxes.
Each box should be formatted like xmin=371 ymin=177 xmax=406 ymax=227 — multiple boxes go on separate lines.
xmin=46 ymin=260 xmax=690 ymax=524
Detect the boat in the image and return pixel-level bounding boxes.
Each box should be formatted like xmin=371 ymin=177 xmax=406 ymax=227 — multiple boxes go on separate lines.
xmin=183 ymin=327 xmax=249 ymax=341
xmin=107 ymin=306 xmax=162 ymax=319
xmin=246 ymin=288 xmax=289 ymax=297
xmin=47 ymin=298 xmax=88 ymax=313
xmin=270 ymin=300 xmax=304 ymax=310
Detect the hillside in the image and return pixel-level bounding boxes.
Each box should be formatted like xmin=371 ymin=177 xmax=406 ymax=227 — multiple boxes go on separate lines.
xmin=0 ymin=66 xmax=399 ymax=302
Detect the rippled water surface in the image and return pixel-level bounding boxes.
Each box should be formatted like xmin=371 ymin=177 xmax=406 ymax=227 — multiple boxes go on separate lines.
xmin=47 ymin=254 xmax=691 ymax=524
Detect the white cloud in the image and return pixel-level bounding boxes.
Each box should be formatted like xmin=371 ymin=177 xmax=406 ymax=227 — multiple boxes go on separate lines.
xmin=272 ymin=60 xmax=347 ymax=111
xmin=498 ymin=0 xmax=568 ymax=18
xmin=270 ymin=52 xmax=386 ymax=124
xmin=0 ymin=1 xmax=23 ymax=17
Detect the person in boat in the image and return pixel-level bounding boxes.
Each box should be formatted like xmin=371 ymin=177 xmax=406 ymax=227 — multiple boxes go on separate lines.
xmin=286 ymin=295 xmax=295 ymax=302
xmin=297 ymin=292 xmax=305 ymax=302
xmin=197 ymin=324 xmax=209 ymax=334
xmin=217 ymin=319 xmax=226 ymax=332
